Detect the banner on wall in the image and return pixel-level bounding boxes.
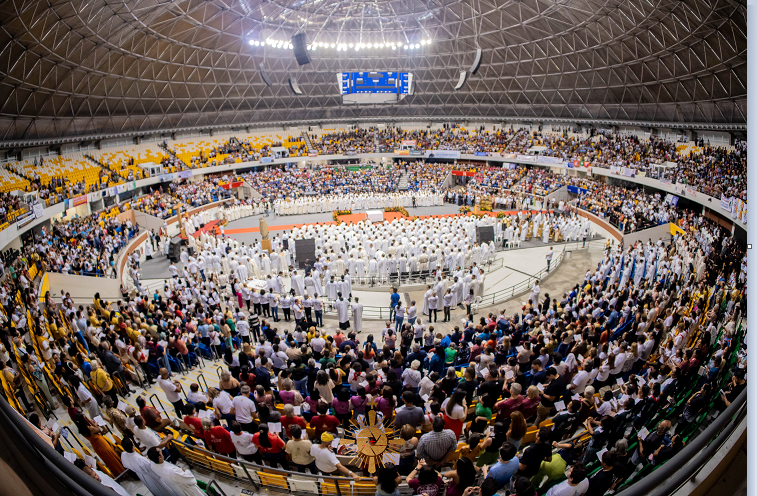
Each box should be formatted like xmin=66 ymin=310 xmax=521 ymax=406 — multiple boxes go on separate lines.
xmin=409 ymin=150 xmax=425 ymax=156
xmin=539 ymin=156 xmax=564 ymax=165
xmin=260 ymin=157 xmax=273 ymax=164
xmin=308 ymin=152 xmax=318 ymax=157
xmin=425 ymin=150 xmax=460 ymax=159
xmin=451 ymin=170 xmax=476 ymax=177
xmin=394 ymin=149 xmax=409 ymax=155
xmin=221 ymin=181 xmax=243 ymax=190
xmin=73 ymin=195 xmax=87 ymax=206
xmin=474 ymin=152 xmax=489 ymax=157
xmin=32 ymin=203 xmax=44 ymax=219
xmin=160 ymin=173 xmax=175 ymax=182
xmin=16 ymin=211 xmax=35 ymax=229
xmin=733 ymin=198 xmax=746 ymax=221
xmin=87 ymin=191 xmax=101 ymax=202
xmin=567 ymin=185 xmax=589 ymax=195
xmin=621 ymin=167 xmax=635 ymax=177
xmin=401 ymin=140 xmax=416 ymax=147
xmin=177 ymin=170 xmax=193 ymax=179
xmin=720 ymin=194 xmax=732 ymax=211
xmin=517 ymin=154 xmax=536 ymax=162
xmin=502 ymin=153 xmax=517 ymax=159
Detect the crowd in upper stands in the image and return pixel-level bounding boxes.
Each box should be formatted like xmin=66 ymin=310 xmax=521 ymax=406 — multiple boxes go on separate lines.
xmin=241 ymin=164 xmax=405 ymax=199
xmin=30 ymin=207 xmax=138 ymax=278
xmin=131 ymin=192 xmax=183 ymax=220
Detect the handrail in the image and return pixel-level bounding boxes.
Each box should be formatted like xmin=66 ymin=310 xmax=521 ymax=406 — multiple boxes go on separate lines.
xmin=207 ymin=479 xmax=229 ymax=496
xmin=614 ymin=387 xmax=747 ymax=496
xmin=148 ymin=393 xmax=168 ymax=417
xmin=324 ymin=242 xmax=569 ymax=319
xmin=197 ymin=373 xmax=211 ymax=392
xmin=0 ymin=394 xmax=116 ymax=496
xmin=172 ymin=439 xmax=365 ymax=482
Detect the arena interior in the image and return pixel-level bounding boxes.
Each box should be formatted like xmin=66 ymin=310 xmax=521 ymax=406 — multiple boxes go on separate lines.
xmin=0 ymin=1 xmax=748 ymax=496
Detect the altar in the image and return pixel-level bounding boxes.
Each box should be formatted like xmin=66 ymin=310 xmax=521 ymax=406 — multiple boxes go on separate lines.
xmin=366 ymin=210 xmax=383 ymax=223
xmin=245 ymin=279 xmax=267 ymax=291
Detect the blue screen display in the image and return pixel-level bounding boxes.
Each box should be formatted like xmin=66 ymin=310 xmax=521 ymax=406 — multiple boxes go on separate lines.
xmin=339 ymin=72 xmax=411 ymax=94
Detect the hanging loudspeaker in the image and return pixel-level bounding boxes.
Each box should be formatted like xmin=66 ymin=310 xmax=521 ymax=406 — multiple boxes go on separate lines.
xmin=259 ymin=64 xmax=272 ymax=86
xmin=289 ymin=77 xmax=304 ymax=95
xmin=291 ymin=33 xmax=311 ymax=66
xmin=470 ymin=48 xmax=483 ymax=75
xmin=453 ymin=71 xmax=468 ymax=90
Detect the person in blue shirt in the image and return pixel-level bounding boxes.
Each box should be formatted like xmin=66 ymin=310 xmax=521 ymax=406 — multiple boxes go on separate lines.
xmin=440 ymin=333 xmax=451 ymax=349
xmin=428 ymin=345 xmax=445 ymax=376
xmin=449 ymin=327 xmax=462 ymax=344
xmin=389 ymin=288 xmax=400 ymax=321
xmin=606 ymin=305 xmax=619 ymax=330
xmin=486 ymin=443 xmax=520 ymax=490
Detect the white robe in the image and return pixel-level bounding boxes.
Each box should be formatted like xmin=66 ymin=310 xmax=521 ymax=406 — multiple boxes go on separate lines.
xmin=151 ymin=461 xmax=205 ymax=496
xmin=291 ymin=274 xmax=305 ymax=296
xmin=335 ymin=298 xmax=350 ymax=324
xmin=352 ymin=303 xmax=363 ymax=332
xmin=421 ymin=288 xmax=433 ymax=315
xmin=121 ymin=451 xmax=174 ymax=496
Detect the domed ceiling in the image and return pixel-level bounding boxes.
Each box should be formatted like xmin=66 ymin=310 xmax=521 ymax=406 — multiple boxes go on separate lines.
xmin=0 ymin=0 xmax=747 ymax=142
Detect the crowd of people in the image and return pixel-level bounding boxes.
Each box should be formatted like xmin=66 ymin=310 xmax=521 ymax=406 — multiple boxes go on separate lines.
xmin=0 ymin=189 xmax=745 ymax=496
xmin=0 ymin=126 xmax=748 ymax=496
xmin=27 ymin=209 xmax=139 ymax=278
xmin=241 ymin=164 xmax=405 ymax=200
xmin=131 ymin=191 xmax=183 ymax=220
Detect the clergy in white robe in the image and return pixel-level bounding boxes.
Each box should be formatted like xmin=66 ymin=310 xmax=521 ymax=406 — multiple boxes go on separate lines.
xmin=335 ymin=295 xmax=350 ymax=330
xmin=352 ymin=298 xmax=364 ymax=333
xmin=291 ymin=270 xmax=305 ymax=296
xmin=149 ymin=452 xmax=205 ymax=496
xmin=121 ymin=441 xmax=174 ymax=496
xmin=421 ymin=286 xmax=433 ymax=316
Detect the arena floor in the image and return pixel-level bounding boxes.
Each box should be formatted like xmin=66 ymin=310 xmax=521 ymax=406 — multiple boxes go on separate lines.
xmin=141 ymin=205 xmax=602 ymax=320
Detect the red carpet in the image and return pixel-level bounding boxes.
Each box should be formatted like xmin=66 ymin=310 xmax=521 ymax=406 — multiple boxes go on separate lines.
xmin=193 ymin=220 xmax=220 ymax=238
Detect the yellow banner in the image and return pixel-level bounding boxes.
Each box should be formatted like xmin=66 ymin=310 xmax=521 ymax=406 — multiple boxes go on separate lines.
xmin=38 ymin=273 xmax=49 ymax=303
xmin=669 ymin=222 xmax=686 ymax=236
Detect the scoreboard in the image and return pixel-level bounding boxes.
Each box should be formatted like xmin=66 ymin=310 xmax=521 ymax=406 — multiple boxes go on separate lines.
xmin=338 ymin=72 xmax=413 ymax=104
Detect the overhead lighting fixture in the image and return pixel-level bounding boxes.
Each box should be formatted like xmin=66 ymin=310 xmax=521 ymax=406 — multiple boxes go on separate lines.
xmin=349 ymin=43 xmax=354 ymax=48
xmin=330 ymin=43 xmax=336 ymax=48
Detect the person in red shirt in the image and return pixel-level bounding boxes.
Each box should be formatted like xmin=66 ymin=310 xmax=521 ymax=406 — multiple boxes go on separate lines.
xmin=136 ymin=395 xmax=171 ymax=431
xmin=281 ymin=404 xmax=307 ymax=439
xmin=309 ymin=402 xmax=340 ymax=440
xmin=201 ymin=417 xmax=236 ymax=456
xmin=182 ymin=404 xmax=205 ymax=441
xmin=252 ymin=424 xmax=289 ymax=469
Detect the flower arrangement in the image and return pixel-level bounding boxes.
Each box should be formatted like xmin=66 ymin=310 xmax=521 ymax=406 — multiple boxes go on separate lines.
xmin=478 ymin=204 xmax=493 ymax=212
xmin=496 ymin=211 xmax=507 ymax=218
xmin=385 ymin=206 xmax=409 ymax=217
xmin=332 ymin=210 xmax=352 ymax=221
xmin=460 ymin=206 xmax=471 ymax=214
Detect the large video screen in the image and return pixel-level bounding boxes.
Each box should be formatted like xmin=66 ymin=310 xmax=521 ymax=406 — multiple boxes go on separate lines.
xmin=338 ymin=72 xmax=413 ymax=104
